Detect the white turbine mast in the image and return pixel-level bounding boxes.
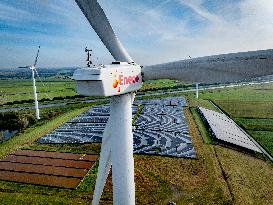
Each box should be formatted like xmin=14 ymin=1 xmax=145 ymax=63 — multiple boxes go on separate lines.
xmin=19 ymin=46 xmax=41 ymax=120
xmin=196 ymin=83 xmax=199 ymax=99
xmin=73 ymin=0 xmax=273 ymax=204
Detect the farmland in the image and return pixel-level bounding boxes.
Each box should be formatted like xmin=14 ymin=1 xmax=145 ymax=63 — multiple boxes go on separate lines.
xmin=197 ymin=83 xmax=273 ymax=156
xmin=0 ymin=75 xmax=273 ymax=204
xmin=0 ymin=79 xmax=77 ymax=105
xmin=0 ymin=104 xmax=234 ymax=204
xmin=0 ymin=78 xmax=190 ymax=107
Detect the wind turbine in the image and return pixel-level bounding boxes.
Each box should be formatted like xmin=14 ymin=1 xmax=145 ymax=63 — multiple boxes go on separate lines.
xmin=19 ymin=46 xmax=41 ymax=120
xmin=73 ymin=0 xmax=273 ymax=204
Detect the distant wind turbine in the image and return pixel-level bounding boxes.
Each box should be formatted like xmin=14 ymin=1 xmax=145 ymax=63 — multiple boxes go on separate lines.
xmin=18 ymin=46 xmax=41 ymax=120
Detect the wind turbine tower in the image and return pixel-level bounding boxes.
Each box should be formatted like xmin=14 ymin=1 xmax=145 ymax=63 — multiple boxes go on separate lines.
xmin=31 ymin=64 xmax=40 ymax=119
xmin=196 ymin=83 xmax=199 ymax=99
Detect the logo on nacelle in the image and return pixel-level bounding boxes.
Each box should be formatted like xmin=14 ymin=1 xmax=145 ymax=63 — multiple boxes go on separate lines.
xmin=113 ymin=74 xmax=140 ymax=92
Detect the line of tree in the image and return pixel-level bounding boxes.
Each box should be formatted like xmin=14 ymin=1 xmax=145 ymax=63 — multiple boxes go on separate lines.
xmin=141 ymin=82 xmax=213 ymax=92
xmin=0 ymin=101 xmax=97 ymax=133
xmin=0 ymin=109 xmax=66 ymax=132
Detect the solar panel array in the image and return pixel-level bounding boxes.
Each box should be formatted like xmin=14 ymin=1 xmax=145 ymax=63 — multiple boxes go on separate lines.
xmin=0 ymin=150 xmax=98 ymax=188
xmin=38 ymin=97 xmax=196 ymax=158
xmin=198 ymin=107 xmax=262 ymax=153
xmin=37 ymin=105 xmax=137 ymax=144
xmin=133 ymin=98 xmax=195 ymax=158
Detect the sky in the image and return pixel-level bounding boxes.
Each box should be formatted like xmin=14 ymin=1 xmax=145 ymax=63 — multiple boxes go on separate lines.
xmin=0 ymin=0 xmax=273 ymax=68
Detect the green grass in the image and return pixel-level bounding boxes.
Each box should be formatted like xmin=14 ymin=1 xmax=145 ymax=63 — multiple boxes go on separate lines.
xmin=139 ymin=79 xmax=184 ymax=92
xmin=0 ymin=192 xmax=90 ymax=205
xmin=214 ymin=100 xmax=273 ymax=119
xmin=190 ymin=107 xmax=213 ymax=144
xmin=0 ymin=78 xmax=183 ymax=105
xmin=249 ymin=131 xmax=273 ymax=156
xmin=185 ymin=93 xmax=220 ymax=112
xmin=199 ymin=83 xmax=273 ymax=101
xmin=214 ymin=145 xmax=273 ymax=205
xmin=23 ymin=143 xmax=101 ymax=155
xmin=235 ymin=118 xmax=273 ymax=131
xmin=0 ymin=79 xmax=77 ymax=105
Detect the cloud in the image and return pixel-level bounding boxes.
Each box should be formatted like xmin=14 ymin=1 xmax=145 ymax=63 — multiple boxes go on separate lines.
xmin=0 ymin=0 xmax=114 ymax=68
xmin=135 ymin=0 xmax=273 ymax=64
xmin=0 ymin=2 xmax=31 ymax=22
xmin=1 ymin=0 xmax=273 ymax=68
xmin=179 ymin=0 xmax=222 ymax=23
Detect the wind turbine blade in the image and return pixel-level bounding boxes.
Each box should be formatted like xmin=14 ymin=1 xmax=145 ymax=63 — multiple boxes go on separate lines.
xmin=34 ymin=68 xmax=52 ymax=100
xmin=34 ymin=46 xmax=40 ymax=67
xmin=92 ymin=118 xmax=112 ymax=205
xmin=75 ymin=0 xmax=133 ymax=63
xmin=142 ymin=49 xmax=273 ymax=83
xmin=34 ymin=69 xmax=44 ymax=86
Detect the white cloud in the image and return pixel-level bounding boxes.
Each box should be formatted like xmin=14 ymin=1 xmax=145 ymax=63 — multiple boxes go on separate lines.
xmin=179 ymin=0 xmax=222 ymax=23
xmin=0 ymin=2 xmax=31 ymax=21
xmin=1 ymin=0 xmax=273 ymax=68
xmin=133 ymin=0 xmax=273 ymax=65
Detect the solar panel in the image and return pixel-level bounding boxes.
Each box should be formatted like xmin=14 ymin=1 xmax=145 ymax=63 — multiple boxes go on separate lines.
xmin=198 ymin=107 xmax=262 ymax=153
xmin=0 ymin=150 xmax=98 ymax=188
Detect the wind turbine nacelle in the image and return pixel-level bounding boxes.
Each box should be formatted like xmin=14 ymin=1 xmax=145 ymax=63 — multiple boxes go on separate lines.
xmin=73 ymin=62 xmax=142 ymax=97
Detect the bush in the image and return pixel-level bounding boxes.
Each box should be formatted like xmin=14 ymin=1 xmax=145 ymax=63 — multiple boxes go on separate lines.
xmin=0 ymin=112 xmax=36 ymax=131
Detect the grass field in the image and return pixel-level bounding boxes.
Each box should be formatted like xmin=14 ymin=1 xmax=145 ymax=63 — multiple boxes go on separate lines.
xmin=213 ymin=99 xmax=273 ymax=155
xmin=200 ymin=83 xmax=273 ymax=101
xmin=192 ymin=82 xmax=273 ymax=156
xmin=1 ymin=78 xmax=195 ymax=106
xmin=0 ymin=79 xmax=77 ymax=105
